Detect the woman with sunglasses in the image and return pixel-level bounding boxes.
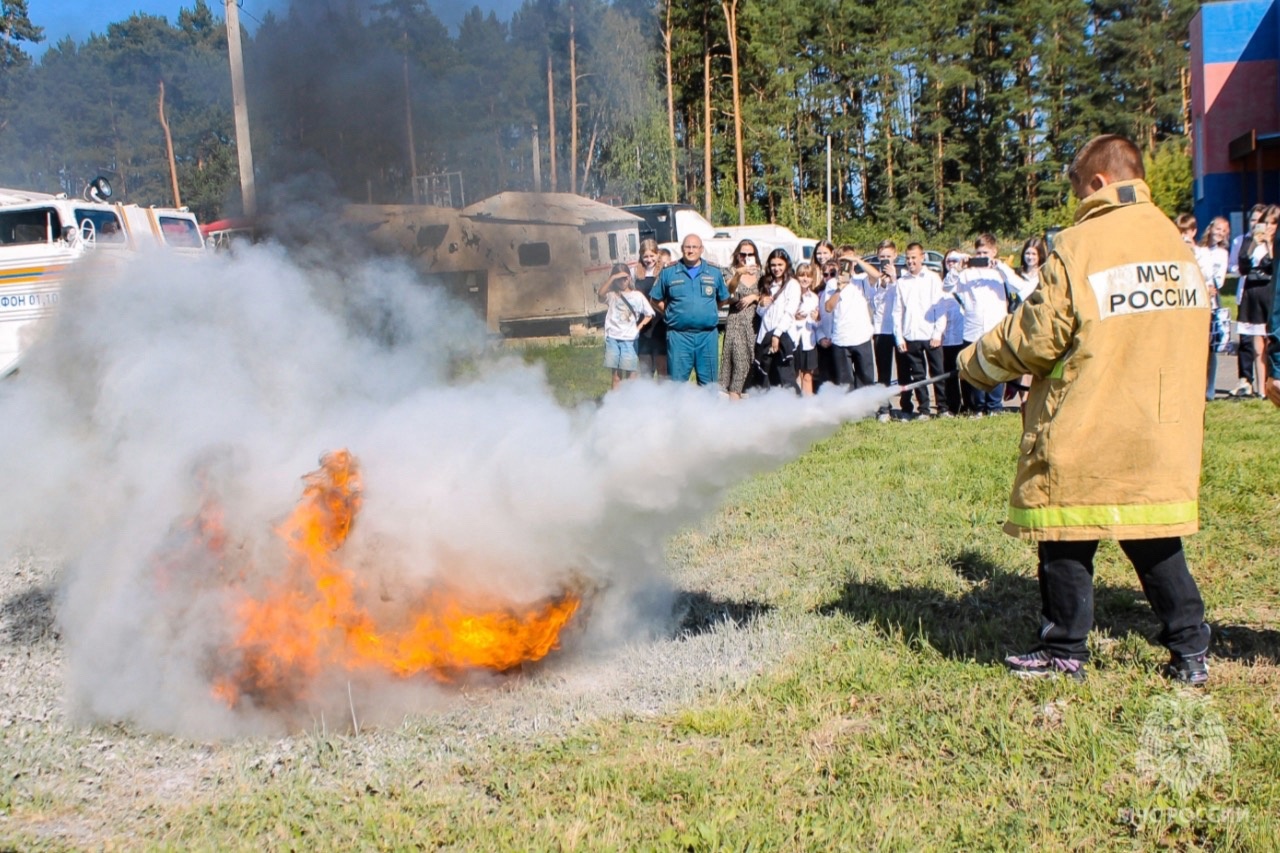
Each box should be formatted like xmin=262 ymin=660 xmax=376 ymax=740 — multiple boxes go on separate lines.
xmin=720 ymin=240 xmax=763 ymax=398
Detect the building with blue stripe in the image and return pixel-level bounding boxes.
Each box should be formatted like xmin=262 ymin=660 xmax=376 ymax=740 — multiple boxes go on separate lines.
xmin=1190 ymin=0 xmax=1280 ymax=228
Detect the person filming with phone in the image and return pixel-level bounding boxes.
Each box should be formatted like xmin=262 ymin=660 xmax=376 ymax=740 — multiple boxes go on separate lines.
xmin=823 ymin=247 xmax=882 ymax=389
xmin=721 ymin=240 xmax=763 ymax=398
xmin=952 ymin=234 xmax=1018 ymax=415
xmin=870 ymin=239 xmax=900 ymax=420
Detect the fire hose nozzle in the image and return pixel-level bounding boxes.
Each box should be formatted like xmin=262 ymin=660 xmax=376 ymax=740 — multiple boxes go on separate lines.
xmin=885 ymin=371 xmax=954 ymax=395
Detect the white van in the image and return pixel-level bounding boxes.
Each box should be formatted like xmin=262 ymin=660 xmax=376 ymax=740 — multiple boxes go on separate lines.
xmin=0 ymin=181 xmax=203 ymax=376
xmin=622 ymin=203 xmax=812 ymax=269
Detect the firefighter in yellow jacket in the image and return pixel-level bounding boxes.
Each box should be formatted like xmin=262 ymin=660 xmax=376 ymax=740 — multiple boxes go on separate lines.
xmin=958 ymin=135 xmax=1211 ymax=685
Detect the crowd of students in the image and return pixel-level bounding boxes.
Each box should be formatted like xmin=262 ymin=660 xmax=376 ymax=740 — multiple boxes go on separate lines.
xmin=596 ymin=233 xmax=1043 ymax=418
xmin=595 ymin=214 xmax=1275 ymax=413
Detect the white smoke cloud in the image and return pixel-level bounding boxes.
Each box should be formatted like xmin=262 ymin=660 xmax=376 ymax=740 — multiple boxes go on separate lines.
xmin=0 ymin=244 xmax=889 ymax=737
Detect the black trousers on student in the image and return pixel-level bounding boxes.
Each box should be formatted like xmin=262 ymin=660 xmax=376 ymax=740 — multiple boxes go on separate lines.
xmin=1035 ymin=537 xmax=1209 ymax=661
xmin=872 ymin=333 xmax=897 ymax=415
xmin=896 ymin=340 xmax=946 ymax=414
xmin=814 ymin=342 xmax=837 ymax=391
xmin=872 ymin=333 xmax=896 ymax=385
xmin=831 ymin=340 xmax=876 ymax=388
xmin=941 ymin=343 xmax=964 ymax=414
xmin=755 ymin=335 xmax=798 ymax=393
xmin=1237 ymin=332 xmax=1256 ymax=384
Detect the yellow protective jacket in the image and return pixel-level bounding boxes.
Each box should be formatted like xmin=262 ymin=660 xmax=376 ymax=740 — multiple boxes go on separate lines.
xmin=957 ymin=180 xmax=1209 ymax=541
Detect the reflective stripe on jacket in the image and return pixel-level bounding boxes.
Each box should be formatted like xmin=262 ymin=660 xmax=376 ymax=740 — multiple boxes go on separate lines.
xmin=957 ymin=180 xmax=1210 ymax=541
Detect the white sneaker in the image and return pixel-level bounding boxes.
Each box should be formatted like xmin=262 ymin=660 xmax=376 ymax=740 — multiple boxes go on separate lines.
xmin=1234 ymin=380 xmax=1253 ymax=397
xmin=877 ymin=412 xmax=891 ymax=423
xmin=917 ymin=413 xmax=932 ymax=422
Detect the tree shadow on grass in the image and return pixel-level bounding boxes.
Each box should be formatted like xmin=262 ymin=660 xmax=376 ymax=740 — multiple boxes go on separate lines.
xmin=816 ymin=547 xmax=1280 ymax=667
xmin=673 ymin=590 xmax=772 ymax=638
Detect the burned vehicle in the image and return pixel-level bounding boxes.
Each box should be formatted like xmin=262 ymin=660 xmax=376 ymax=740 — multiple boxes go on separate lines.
xmin=346 ymin=193 xmax=643 ymax=336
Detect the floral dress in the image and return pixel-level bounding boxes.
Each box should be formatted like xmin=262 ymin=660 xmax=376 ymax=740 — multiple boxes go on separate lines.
xmin=720 ymin=267 xmax=759 ymax=394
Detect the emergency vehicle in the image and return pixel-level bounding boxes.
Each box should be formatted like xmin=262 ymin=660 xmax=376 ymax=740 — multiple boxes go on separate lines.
xmin=0 ymin=179 xmax=204 ymax=376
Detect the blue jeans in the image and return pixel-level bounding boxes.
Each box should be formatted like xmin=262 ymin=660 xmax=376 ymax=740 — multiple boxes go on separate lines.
xmin=965 ymin=381 xmax=1004 ymax=414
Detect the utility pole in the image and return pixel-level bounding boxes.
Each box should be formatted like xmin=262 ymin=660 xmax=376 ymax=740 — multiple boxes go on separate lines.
xmin=225 ymin=0 xmax=256 ymax=217
xmin=403 ymin=30 xmax=419 ymax=204
xmin=532 ymin=123 xmax=542 ymax=191
xmin=703 ymin=47 xmax=712 ymax=222
xmin=547 ymin=53 xmax=557 ymax=192
xmin=721 ymin=0 xmax=745 ymax=226
xmin=568 ymin=3 xmax=578 ymax=195
xmin=158 ymin=81 xmax=182 ymax=208
xmin=825 ymin=135 xmax=832 ymax=242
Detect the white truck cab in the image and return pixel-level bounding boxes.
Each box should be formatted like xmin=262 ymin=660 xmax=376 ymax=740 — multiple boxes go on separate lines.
xmin=0 ymin=180 xmax=203 ymax=376
xmin=621 ymin=202 xmax=810 ymax=269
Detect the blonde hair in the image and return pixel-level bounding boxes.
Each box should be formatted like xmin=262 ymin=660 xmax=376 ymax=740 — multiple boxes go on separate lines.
xmin=796 ymin=262 xmax=821 ymax=291
xmin=1200 ymin=217 xmax=1229 ymax=248
xmin=636 ymin=238 xmax=660 ymax=275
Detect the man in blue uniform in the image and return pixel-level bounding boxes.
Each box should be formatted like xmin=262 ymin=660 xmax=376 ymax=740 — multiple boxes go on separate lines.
xmin=651 ymin=234 xmax=730 ymax=385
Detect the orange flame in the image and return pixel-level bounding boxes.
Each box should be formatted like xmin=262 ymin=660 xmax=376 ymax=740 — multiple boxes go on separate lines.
xmin=213 ymin=450 xmax=581 ymax=709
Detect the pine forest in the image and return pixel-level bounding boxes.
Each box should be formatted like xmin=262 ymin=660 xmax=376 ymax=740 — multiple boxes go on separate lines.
xmin=0 ymin=0 xmax=1198 ymax=244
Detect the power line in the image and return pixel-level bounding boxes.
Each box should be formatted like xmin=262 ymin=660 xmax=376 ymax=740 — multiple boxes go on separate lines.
xmin=234 ymin=1 xmax=263 ymax=27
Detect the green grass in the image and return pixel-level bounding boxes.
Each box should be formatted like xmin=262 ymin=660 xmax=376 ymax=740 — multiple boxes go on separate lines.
xmin=508 ymin=336 xmax=612 ymax=406
xmin=11 ymin=342 xmax=1280 ymax=851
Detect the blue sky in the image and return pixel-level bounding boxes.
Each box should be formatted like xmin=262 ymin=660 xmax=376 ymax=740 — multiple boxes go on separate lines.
xmin=28 ymin=0 xmax=270 ymax=46
xmin=28 ymin=1 xmax=524 ymax=48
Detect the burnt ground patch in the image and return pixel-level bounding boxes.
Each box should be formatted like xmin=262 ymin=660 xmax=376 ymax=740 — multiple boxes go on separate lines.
xmin=1 ymin=584 xmax=57 ymax=646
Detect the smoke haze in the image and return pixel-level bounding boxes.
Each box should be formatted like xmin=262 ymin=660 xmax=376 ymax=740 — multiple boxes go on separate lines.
xmin=0 ymin=245 xmax=887 ymax=737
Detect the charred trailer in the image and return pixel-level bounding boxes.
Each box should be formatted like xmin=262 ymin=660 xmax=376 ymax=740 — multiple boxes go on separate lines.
xmin=345 ymin=193 xmax=643 ymax=337
xmin=343 ymin=203 xmax=490 ymax=322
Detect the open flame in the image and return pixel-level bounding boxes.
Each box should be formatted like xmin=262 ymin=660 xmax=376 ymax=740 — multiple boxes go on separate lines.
xmin=210 ymin=450 xmax=581 ymax=709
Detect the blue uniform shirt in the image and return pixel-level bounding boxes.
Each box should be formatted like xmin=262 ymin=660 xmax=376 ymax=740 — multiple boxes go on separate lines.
xmin=651 ymin=261 xmax=729 ymax=331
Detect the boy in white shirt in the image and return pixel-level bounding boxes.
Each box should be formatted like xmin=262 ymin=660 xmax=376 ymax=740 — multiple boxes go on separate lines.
xmin=891 ymin=242 xmax=949 ymax=418
xmin=952 ymin=233 xmax=1016 ymax=415
xmin=870 ymin=239 xmax=899 ymax=421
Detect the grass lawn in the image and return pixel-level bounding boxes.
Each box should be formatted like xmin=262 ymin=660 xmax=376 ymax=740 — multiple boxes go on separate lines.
xmin=7 ymin=341 xmax=1280 ymax=850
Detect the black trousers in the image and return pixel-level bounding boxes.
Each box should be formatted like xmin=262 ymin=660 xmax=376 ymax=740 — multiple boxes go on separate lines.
xmin=872 ymin=333 xmax=896 ymax=385
xmin=1237 ymin=332 xmax=1256 ymax=383
xmin=872 ymin=333 xmax=897 ymax=415
xmin=896 ymin=340 xmax=946 ymax=414
xmin=831 ymin=340 xmax=875 ymax=388
xmin=1036 ymin=537 xmax=1209 ymax=661
xmin=941 ymin=343 xmax=964 ymax=414
xmin=814 ymin=342 xmax=837 ymax=391
xmin=755 ymin=335 xmax=798 ymax=393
